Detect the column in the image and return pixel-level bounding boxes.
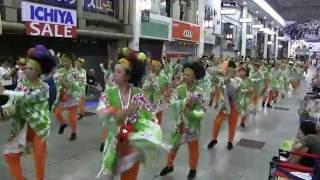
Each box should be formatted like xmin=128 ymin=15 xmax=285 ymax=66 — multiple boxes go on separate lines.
xmin=197 ymin=0 xmax=205 ymax=57
xmin=240 ymin=5 xmax=248 ymax=58
xmin=263 ymin=22 xmax=268 ymax=59
xmin=269 ymin=28 xmax=275 ymax=59
xmin=128 ymin=0 xmax=140 ymax=51
xmin=274 ymin=28 xmax=279 ymax=60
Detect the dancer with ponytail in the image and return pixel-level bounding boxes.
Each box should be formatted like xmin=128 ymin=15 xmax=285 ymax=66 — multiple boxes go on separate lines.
xmin=2 ymin=45 xmax=56 ymax=180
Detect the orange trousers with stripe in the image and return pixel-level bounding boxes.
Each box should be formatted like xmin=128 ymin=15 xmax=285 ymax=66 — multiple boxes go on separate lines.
xmin=79 ymin=97 xmax=85 ymax=116
xmin=212 ymin=102 xmax=239 ymax=142
xmin=4 ymin=126 xmax=47 ymax=180
xmin=120 ymin=162 xmax=140 ymax=180
xmin=54 ymin=105 xmax=78 ymax=133
xmin=166 ymin=140 xmax=199 ymax=170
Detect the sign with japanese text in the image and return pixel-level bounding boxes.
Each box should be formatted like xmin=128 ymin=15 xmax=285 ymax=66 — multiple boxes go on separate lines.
xmin=21 ymin=1 xmax=77 ymax=38
xmin=172 ymin=20 xmax=200 ymax=43
xmin=83 ymin=0 xmax=115 ymax=16
xmin=25 ymin=0 xmax=77 ymax=9
xmin=141 ymin=10 xmax=150 ymax=22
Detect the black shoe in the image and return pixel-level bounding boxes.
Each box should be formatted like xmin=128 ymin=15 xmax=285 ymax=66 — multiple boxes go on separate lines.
xmin=58 ymin=124 xmax=68 ymax=135
xmin=78 ymin=115 xmax=85 ymax=120
xmin=69 ymin=133 xmax=77 ymax=141
xmin=227 ymin=142 xmax=233 ymax=150
xmin=267 ymin=104 xmax=272 ymax=108
xmin=207 ymin=140 xmax=218 ymax=149
xmin=240 ymin=123 xmax=245 ymax=128
xmin=262 ymin=103 xmax=265 ymax=107
xmin=187 ymin=169 xmax=197 ymax=179
xmin=274 ymin=99 xmax=277 ymax=104
xmin=99 ymin=142 xmax=105 ymax=152
xmin=214 ymin=104 xmax=218 ymax=109
xmin=159 ymin=167 xmax=174 ymax=176
xmin=282 ymin=94 xmax=285 ymax=99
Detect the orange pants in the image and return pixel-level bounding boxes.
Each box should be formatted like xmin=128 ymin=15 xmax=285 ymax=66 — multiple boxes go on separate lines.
xmin=4 ymin=126 xmax=47 ymax=180
xmin=213 ymin=88 xmax=221 ymax=105
xmin=55 ymin=105 xmax=78 ymax=133
xmin=252 ymin=94 xmax=259 ymax=106
xmin=79 ymin=97 xmax=85 ymax=116
xmin=156 ymin=111 xmax=163 ymax=126
xmin=101 ymin=128 xmax=107 ymax=142
xmin=212 ymin=103 xmax=239 ymax=142
xmin=120 ymin=162 xmax=140 ymax=180
xmin=166 ymin=140 xmax=199 ymax=169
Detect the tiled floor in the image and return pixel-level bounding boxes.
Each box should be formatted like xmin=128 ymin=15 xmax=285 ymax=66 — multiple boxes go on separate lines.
xmin=0 ymin=70 xmax=313 ymax=180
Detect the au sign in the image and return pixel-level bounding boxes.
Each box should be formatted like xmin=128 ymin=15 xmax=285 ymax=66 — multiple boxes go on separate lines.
xmin=21 ymin=1 xmax=77 ymax=38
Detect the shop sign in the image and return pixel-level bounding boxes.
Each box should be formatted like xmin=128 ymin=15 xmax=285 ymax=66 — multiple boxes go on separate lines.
xmin=21 ymin=1 xmax=77 ymax=38
xmin=204 ymin=33 xmax=215 ymax=44
xmin=83 ymin=0 xmax=115 ymax=16
xmin=172 ymin=20 xmax=200 ymax=43
xmin=26 ymin=0 xmax=77 ymax=9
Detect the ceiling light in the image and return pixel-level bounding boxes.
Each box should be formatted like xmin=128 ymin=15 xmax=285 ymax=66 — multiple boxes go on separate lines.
xmin=255 ymin=11 xmax=259 ymax=14
xmin=251 ymin=0 xmax=285 ymax=27
xmin=252 ymin=24 xmax=264 ymax=29
xmin=264 ymin=16 xmax=267 ymax=19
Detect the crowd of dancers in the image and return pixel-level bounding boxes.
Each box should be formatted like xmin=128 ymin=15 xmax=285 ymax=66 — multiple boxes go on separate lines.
xmin=1 ymin=45 xmax=307 ymax=180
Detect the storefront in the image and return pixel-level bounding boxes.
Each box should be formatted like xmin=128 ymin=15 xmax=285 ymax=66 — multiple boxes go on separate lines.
xmin=166 ymin=20 xmax=200 ymax=58
xmin=139 ymin=14 xmax=172 ymax=59
xmin=0 ymin=0 xmax=133 ymax=83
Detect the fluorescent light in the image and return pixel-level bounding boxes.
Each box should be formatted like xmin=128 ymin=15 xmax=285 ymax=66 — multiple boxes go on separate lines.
xmin=221 ymin=9 xmax=237 ymax=15
xmin=278 ymin=44 xmax=283 ymax=48
xmin=259 ymin=28 xmax=269 ymax=32
xmin=251 ymin=0 xmax=285 ymax=27
xmin=267 ymin=41 xmax=272 ymax=45
xmin=263 ymin=16 xmax=267 ymax=19
xmin=252 ymin=24 xmax=264 ymax=29
xmin=255 ymin=11 xmax=259 ymax=14
xmin=240 ymin=18 xmax=253 ymax=23
xmin=277 ymin=37 xmax=285 ymax=40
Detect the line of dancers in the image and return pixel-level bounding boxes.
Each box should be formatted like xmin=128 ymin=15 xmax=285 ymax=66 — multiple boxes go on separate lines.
xmin=1 ymin=45 xmax=306 ymax=180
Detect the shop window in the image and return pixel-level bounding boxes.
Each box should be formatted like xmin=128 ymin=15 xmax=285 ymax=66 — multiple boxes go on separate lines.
xmin=179 ymin=0 xmax=191 ymax=21
xmin=160 ymin=0 xmax=171 ymax=17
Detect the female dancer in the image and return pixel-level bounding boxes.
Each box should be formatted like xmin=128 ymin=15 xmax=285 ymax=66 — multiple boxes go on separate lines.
xmin=208 ymin=61 xmax=241 ymax=150
xmin=2 ymin=45 xmax=56 ymax=180
xmin=159 ymin=60 xmax=207 ymax=179
xmin=75 ymin=58 xmax=87 ymax=120
xmin=96 ymin=48 xmax=167 ymax=180
xmin=53 ymin=53 xmax=80 ymax=141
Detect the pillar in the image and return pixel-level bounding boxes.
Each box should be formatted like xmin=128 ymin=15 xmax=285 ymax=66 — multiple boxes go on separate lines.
xmin=197 ymin=0 xmax=205 ymax=57
xmin=274 ymin=28 xmax=279 ymax=60
xmin=128 ymin=0 xmax=140 ymax=51
xmin=240 ymin=5 xmax=248 ymax=58
xmin=263 ymin=22 xmax=268 ymax=59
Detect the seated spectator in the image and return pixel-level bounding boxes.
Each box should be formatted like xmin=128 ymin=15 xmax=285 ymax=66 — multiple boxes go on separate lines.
xmin=288 ymin=121 xmax=320 ymax=167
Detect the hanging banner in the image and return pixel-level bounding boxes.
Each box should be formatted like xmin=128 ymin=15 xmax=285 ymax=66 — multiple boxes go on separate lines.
xmin=83 ymin=0 xmax=115 ymax=16
xmin=284 ymin=20 xmax=320 ymax=42
xmin=21 ymin=1 xmax=77 ymax=38
xmin=26 ymin=0 xmax=77 ymax=9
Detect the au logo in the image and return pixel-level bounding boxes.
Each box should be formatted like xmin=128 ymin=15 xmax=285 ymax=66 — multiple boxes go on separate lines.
xmin=183 ymin=30 xmax=193 ymax=38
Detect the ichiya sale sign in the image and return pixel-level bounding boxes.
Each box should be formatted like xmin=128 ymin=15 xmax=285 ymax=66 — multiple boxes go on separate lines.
xmin=21 ymin=1 xmax=77 ymax=38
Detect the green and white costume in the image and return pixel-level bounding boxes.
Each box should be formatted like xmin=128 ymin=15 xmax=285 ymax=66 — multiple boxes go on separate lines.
xmin=3 ymin=81 xmax=50 ymax=154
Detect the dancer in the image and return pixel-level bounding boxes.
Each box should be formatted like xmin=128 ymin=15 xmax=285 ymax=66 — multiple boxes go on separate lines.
xmin=53 ymin=53 xmax=80 ymax=141
xmin=208 ymin=61 xmax=241 ymax=150
xmin=2 ymin=45 xmax=56 ymax=180
xmin=159 ymin=60 xmax=207 ymax=179
xmin=75 ymin=58 xmax=87 ymax=120
xmin=96 ymin=48 xmax=168 ymax=180
xmin=143 ymin=59 xmax=169 ymax=125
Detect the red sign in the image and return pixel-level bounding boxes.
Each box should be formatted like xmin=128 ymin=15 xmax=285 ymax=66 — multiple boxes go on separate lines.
xmin=172 ymin=20 xmax=200 ymax=43
xmin=25 ymin=22 xmax=77 ymax=38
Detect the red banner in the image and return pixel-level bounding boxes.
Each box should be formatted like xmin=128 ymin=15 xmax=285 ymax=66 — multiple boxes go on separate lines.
xmin=172 ymin=20 xmax=200 ymax=43
xmin=25 ymin=22 xmax=77 ymax=38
